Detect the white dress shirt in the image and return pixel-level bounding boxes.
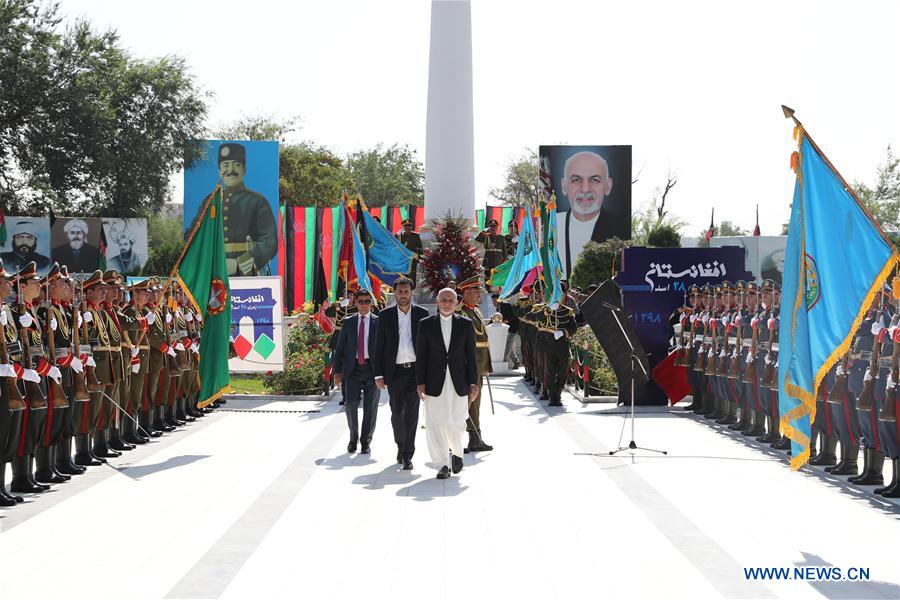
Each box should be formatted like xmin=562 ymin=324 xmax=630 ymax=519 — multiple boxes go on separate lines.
xmin=440 ymin=313 xmax=453 ymax=351
xmin=396 ymin=307 xmax=416 ymax=364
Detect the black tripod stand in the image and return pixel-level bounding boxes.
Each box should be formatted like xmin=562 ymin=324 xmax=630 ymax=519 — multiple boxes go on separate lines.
xmin=605 ymin=301 xmax=667 ymax=456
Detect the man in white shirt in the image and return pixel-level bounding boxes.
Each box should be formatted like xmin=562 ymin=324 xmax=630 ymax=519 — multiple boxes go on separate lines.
xmin=333 ymin=290 xmax=380 ymax=454
xmin=373 ymin=277 xmax=430 ymax=470
xmin=415 ymin=288 xmax=479 ymax=479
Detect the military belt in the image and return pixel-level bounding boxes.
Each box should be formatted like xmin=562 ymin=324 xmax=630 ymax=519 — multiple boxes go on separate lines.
xmin=29 ymin=345 xmax=45 ymax=357
xmin=6 ymin=341 xmax=22 ymax=355
xmin=741 ymin=339 xmax=752 ymax=348
xmin=224 ymin=242 xmax=252 ymax=251
xmin=54 ymin=348 xmax=71 ymax=359
xmin=78 ymin=344 xmax=92 ymax=354
xmin=136 ymin=345 xmax=150 ymax=350
xmin=476 ymin=341 xmax=490 ymax=348
xmin=92 ymin=346 xmax=117 ymax=352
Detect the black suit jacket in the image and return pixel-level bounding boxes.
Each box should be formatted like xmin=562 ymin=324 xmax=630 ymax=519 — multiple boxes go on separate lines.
xmin=415 ymin=314 xmax=478 ymax=397
xmin=334 ymin=313 xmax=379 ymax=379
xmin=52 ymin=244 xmax=102 ymax=274
xmin=497 ymin=301 xmax=519 ymax=334
xmin=372 ymin=304 xmax=430 ymax=385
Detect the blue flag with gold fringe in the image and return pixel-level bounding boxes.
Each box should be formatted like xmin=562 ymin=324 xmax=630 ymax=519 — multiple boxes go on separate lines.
xmin=778 ymin=128 xmax=899 ymax=470
xmin=360 ymin=209 xmax=415 ymax=287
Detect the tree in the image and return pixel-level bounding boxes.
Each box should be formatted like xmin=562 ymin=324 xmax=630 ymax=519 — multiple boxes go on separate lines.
xmin=647 ymin=224 xmax=681 ymax=248
xmin=570 ymin=237 xmax=630 ymax=289
xmin=631 ymin=171 xmax=685 ymax=245
xmin=346 ymin=143 xmax=423 ymax=207
xmin=1 ymin=4 xmax=208 ymax=216
xmin=142 ymin=212 xmax=184 ymax=276
xmin=212 ymin=113 xmax=301 ymax=144
xmin=854 ymin=145 xmax=900 ymax=232
xmin=489 ymin=150 xmax=539 ymax=207
xmin=280 ymin=142 xmax=354 ymax=207
xmin=696 ymin=220 xmax=748 ymax=247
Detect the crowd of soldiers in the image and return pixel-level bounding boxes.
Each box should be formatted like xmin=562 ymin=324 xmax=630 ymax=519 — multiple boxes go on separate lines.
xmin=0 ymin=260 xmax=215 ymax=508
xmin=674 ymin=279 xmax=900 ymax=497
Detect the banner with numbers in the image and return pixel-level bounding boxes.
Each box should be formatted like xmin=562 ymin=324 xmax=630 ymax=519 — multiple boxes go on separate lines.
xmin=228 ymin=276 xmax=285 ymax=373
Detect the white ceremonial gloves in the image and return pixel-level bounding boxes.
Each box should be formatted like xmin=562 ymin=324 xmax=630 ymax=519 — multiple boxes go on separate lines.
xmin=131 ymin=347 xmax=139 ymax=358
xmin=166 ymin=312 xmax=173 ymax=324
xmin=18 ymin=313 xmax=33 ymax=328
xmin=82 ymin=311 xmax=93 ymax=324
xmin=145 ymin=311 xmax=156 ymax=325
xmin=48 ymin=366 xmax=62 ymax=384
xmin=340 ymin=298 xmax=350 ymax=307
xmin=871 ymin=321 xmax=885 ymax=336
xmin=70 ymin=357 xmax=84 ymax=373
xmin=50 ymin=317 xmax=58 ymax=331
xmin=166 ymin=346 xmax=177 ymax=357
xmin=0 ymin=311 xmax=6 ymax=327
xmin=185 ymin=311 xmax=194 ymax=322
xmin=554 ymin=330 xmax=564 ymax=340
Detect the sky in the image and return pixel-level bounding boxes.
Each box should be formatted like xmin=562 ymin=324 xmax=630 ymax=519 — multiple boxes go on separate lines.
xmin=56 ymin=0 xmax=900 ymax=235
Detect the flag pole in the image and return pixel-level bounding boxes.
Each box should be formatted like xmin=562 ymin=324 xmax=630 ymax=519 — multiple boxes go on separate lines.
xmin=782 ymin=105 xmax=896 ymax=251
xmin=164 ymin=184 xmax=221 ymax=293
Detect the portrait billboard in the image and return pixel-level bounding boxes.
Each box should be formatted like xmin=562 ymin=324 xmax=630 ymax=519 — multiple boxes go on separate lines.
xmin=539 ymin=144 xmax=632 ymax=277
xmin=51 ymin=217 xmax=103 ymax=275
xmin=101 ymin=218 xmax=148 ymax=276
xmin=229 ymin=276 xmax=285 ymax=373
xmin=0 ymin=216 xmax=52 ymax=275
xmin=184 ymin=140 xmax=280 ymax=278
xmin=709 ymin=235 xmax=787 ymax=285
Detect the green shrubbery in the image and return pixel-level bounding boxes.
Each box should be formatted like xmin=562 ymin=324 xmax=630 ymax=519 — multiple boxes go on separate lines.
xmin=263 ymin=316 xmax=331 ymax=395
xmin=571 ymin=326 xmax=618 ymax=396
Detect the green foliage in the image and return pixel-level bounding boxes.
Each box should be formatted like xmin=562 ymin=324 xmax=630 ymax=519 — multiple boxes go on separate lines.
xmin=647 ymin=223 xmax=682 ymax=247
xmin=346 ymin=143 xmax=423 ymax=207
xmin=0 ymin=2 xmax=208 ymax=216
xmin=142 ymin=213 xmax=184 ymax=276
xmin=280 ymin=143 xmax=354 ymax=207
xmin=630 ymin=173 xmax=684 ymax=246
xmin=212 ymin=114 xmax=301 ymax=144
xmin=489 ymin=150 xmax=539 ymax=207
xmin=696 ymin=220 xmax=748 ymax=247
xmin=572 ymin=327 xmax=617 ymax=395
xmin=854 ymin=145 xmax=900 ymax=232
xmin=570 ymin=237 xmax=630 ymax=289
xmin=263 ymin=318 xmax=330 ymax=395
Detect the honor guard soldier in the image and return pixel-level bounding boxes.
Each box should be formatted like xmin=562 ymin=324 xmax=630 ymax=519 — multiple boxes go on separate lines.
xmin=455 ymin=275 xmax=494 ymax=452
xmin=715 ymin=281 xmax=740 ymax=425
xmin=516 ymin=289 xmax=535 ymax=385
xmin=396 ymin=219 xmax=423 ymax=285
xmin=90 ymin=270 xmax=126 ymax=457
xmin=141 ymin=279 xmax=166 ymax=436
xmin=702 ymin=283 xmax=726 ymax=421
xmin=122 ymin=278 xmax=152 ymax=444
xmin=874 ymin=282 xmax=899 ymax=497
xmin=34 ymin=263 xmax=80 ymax=483
xmin=736 ymin=281 xmax=766 ymax=437
xmin=526 ymin=283 xmax=548 ymax=400
xmin=691 ymin=285 xmax=714 ymax=415
xmin=539 ymin=291 xmax=579 ymax=407
xmin=76 ymin=270 xmax=114 ymax=464
xmin=9 ymin=261 xmax=53 ymax=494
xmin=474 ymin=220 xmax=508 ymax=287
xmin=56 ymin=265 xmax=89 ymax=476
xmin=0 ymin=260 xmax=28 ymax=505
xmin=766 ymin=283 xmax=791 ymax=451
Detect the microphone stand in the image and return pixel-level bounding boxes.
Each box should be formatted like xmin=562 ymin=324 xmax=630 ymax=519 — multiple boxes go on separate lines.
xmin=603 ymin=299 xmax=667 ymax=456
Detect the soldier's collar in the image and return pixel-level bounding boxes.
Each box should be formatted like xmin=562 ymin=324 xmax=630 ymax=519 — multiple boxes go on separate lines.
xmin=463 ymin=302 xmax=477 ymax=309
xmin=224 ymin=182 xmax=247 ymax=194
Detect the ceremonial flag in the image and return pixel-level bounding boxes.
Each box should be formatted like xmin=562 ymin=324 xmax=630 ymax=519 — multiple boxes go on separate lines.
xmin=172 ymin=185 xmax=231 ymax=407
xmin=540 ymin=197 xmax=564 ymax=305
xmin=0 ymin=206 xmax=6 ymax=246
xmin=321 ymin=205 xmax=342 ymax=302
xmin=98 ymin=223 xmax=108 ymax=271
xmin=360 ymin=209 xmax=415 ymax=287
xmin=778 ymin=122 xmax=899 ymax=470
xmin=500 ymin=206 xmax=541 ymax=300
xmin=337 ymin=202 xmax=371 ymax=293
xmin=475 ymin=209 xmax=485 ymax=231
xmin=705 ymin=208 xmax=715 ymax=241
xmin=753 ymin=205 xmax=761 ymax=236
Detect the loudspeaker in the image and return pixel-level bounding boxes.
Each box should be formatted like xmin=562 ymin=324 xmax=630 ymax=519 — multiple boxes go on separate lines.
xmin=579 ymin=279 xmax=650 ymax=403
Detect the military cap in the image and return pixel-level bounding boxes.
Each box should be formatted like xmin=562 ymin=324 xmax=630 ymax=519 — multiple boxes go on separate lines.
xmin=688 ymin=284 xmax=701 ymax=294
xmin=130 ymin=278 xmax=151 ymax=292
xmin=45 ymin=263 xmax=62 ymax=286
xmin=734 ymin=280 xmax=746 ymax=291
xmin=761 ymin=279 xmax=779 ymax=292
xmin=15 ymin=261 xmax=39 ymax=283
xmin=401 ymin=219 xmax=413 ymax=226
xmin=720 ymin=280 xmax=733 ymax=291
xmin=487 ymin=219 xmax=499 ymax=227
xmin=102 ymin=269 xmax=120 ymax=284
xmin=218 ymin=143 xmax=246 ymax=165
xmin=457 ymin=275 xmax=483 ymax=291
xmin=745 ymin=281 xmax=758 ymax=292
xmin=82 ymin=270 xmax=105 ymax=289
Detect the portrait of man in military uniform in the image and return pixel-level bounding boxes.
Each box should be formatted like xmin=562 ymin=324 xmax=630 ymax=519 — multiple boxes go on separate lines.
xmin=185 ymin=141 xmax=279 ymax=278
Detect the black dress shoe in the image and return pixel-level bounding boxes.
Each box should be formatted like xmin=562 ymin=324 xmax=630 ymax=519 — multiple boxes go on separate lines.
xmin=123 ymin=433 xmax=148 ymax=445
xmin=34 ymin=471 xmax=68 ymax=484
xmin=10 ymin=478 xmax=45 ymax=494
xmin=74 ymin=454 xmax=103 ymax=467
xmin=360 ymin=445 xmax=370 ymax=455
xmin=347 ymin=441 xmax=357 ymax=453
xmin=402 ymin=460 xmax=413 ymax=470
xmin=451 ymin=454 xmax=463 ymax=474
xmin=109 ymin=439 xmax=134 ymax=452
xmin=548 ymin=399 xmax=563 ymax=407
xmin=0 ymin=494 xmax=16 ymax=507
xmin=436 ymin=466 xmax=450 ymax=479
xmin=93 ymin=447 xmax=121 ymax=458
xmin=56 ymin=462 xmax=85 ymax=475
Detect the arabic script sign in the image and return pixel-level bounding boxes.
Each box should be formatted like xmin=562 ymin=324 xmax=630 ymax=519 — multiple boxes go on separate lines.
xmin=642 ymin=261 xmax=729 ymax=292
xmin=228 ymin=276 xmax=284 ymax=373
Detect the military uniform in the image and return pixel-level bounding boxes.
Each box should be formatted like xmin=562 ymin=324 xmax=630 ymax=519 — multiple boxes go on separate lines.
xmin=396 ymin=221 xmax=423 ymax=284
xmin=474 ymin=221 xmax=508 ymax=284
xmin=456 ymin=276 xmax=493 ymax=452
xmin=538 ymin=301 xmax=578 ymax=407
xmin=0 ymin=260 xmax=28 ymax=504
xmin=874 ymin=291 xmax=900 ymax=496
xmin=122 ymin=280 xmax=152 ymax=445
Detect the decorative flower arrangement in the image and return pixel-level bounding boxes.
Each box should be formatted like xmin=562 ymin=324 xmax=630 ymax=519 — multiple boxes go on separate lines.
xmin=420 ymin=212 xmax=482 ymax=295
xmin=263 ymin=318 xmax=331 ymax=395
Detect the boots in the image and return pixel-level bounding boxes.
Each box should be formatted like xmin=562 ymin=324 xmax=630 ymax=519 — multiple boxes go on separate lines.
xmin=10 ymin=455 xmax=47 ymax=493
xmin=874 ymin=459 xmax=900 ymax=497
xmin=92 ymin=429 xmax=121 ymax=458
xmin=771 ymin=435 xmax=791 ymax=450
xmin=464 ymin=431 xmax=478 ymax=454
xmin=757 ymin=413 xmax=781 ymax=444
xmin=0 ymin=464 xmax=24 ymax=506
xmin=140 ymin=410 xmax=162 ymax=438
xmin=108 ymin=424 xmax=134 ymax=452
xmin=809 ymin=434 xmax=837 ymax=466
xmin=849 ymin=448 xmax=884 ymax=485
xmin=716 ymin=400 xmax=738 ymax=425
xmin=74 ymin=434 xmax=103 ymax=466
xmin=153 ymin=406 xmax=174 ymax=432
xmin=122 ymin=417 xmax=147 ymax=445
xmin=826 ymin=442 xmax=859 ymax=475
xmin=55 ymin=437 xmax=85 ymax=475
xmin=35 ymin=446 xmax=69 ymax=483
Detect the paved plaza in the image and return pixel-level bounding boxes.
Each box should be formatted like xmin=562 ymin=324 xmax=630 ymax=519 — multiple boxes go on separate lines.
xmin=1 ymin=376 xmax=898 ymax=600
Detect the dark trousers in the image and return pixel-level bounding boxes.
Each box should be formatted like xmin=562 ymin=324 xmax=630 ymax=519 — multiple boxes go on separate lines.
xmin=388 ymin=365 xmax=420 ymax=459
xmin=344 ymin=362 xmax=379 ymax=445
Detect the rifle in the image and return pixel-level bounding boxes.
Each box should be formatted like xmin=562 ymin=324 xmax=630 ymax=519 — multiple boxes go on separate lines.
xmin=42 ymin=297 xmax=69 ymax=409
xmin=761 ymin=305 xmax=779 ymax=389
xmin=857 ymin=293 xmax=887 ymax=411
xmin=728 ymin=288 xmax=745 ymax=379
xmin=16 ymin=280 xmax=47 ymax=410
xmin=704 ymin=288 xmax=721 ymax=376
xmin=163 ymin=288 xmax=179 ymax=373
xmin=0 ymin=302 xmax=25 ymax=411
xmin=878 ymin=296 xmax=899 ymax=421
xmin=79 ymin=277 xmax=102 ymax=392
xmin=827 ymin=352 xmax=852 ymax=404
xmin=693 ymin=293 xmax=711 ymax=372
xmin=741 ymin=291 xmax=760 ymax=384
xmin=674 ymin=291 xmax=689 ymax=367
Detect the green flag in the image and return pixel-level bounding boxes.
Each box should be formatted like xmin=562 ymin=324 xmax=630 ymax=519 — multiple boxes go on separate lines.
xmin=174 ymin=185 xmax=231 ymax=407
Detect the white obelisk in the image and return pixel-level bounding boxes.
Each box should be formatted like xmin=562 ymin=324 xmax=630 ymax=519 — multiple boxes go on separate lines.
xmin=424 ymin=0 xmax=475 ymax=225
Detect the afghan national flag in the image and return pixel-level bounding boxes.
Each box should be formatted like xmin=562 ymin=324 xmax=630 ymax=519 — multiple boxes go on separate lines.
xmin=705 ymin=208 xmax=715 ymax=241
xmin=98 ymin=222 xmax=108 ymax=271
xmin=285 ymin=206 xmax=318 ymax=311
xmin=321 ymin=205 xmax=342 ymax=302
xmin=174 ymin=185 xmax=231 ymax=407
xmin=475 ymin=209 xmax=485 ymax=230
xmin=0 ymin=206 xmax=6 ymax=247
xmin=337 ymin=202 xmax=371 ymax=293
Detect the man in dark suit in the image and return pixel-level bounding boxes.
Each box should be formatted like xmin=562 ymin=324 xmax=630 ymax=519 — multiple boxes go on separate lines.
xmin=415 ymin=288 xmax=479 ymax=479
xmin=53 ymin=219 xmax=102 ymax=273
xmin=373 ymin=276 xmax=429 ymax=470
xmin=333 ymin=289 xmax=380 ymax=454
